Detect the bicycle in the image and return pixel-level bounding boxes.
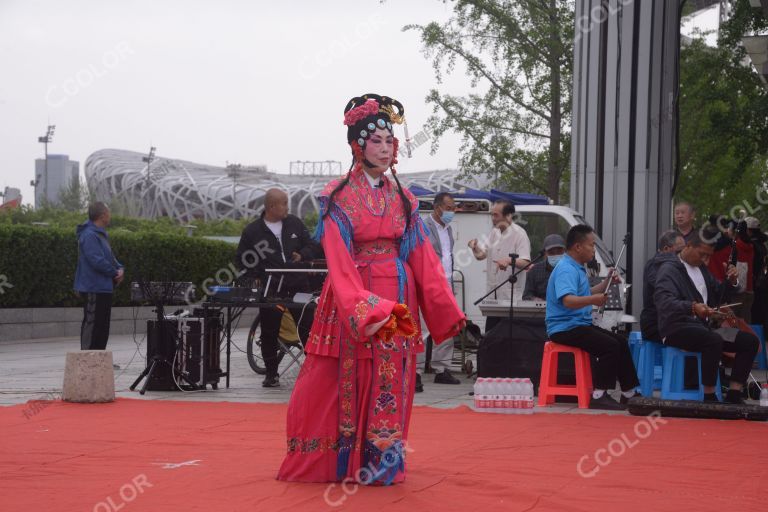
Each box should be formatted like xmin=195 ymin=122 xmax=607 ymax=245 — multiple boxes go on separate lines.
xmin=245 ymin=309 xmax=286 ymax=375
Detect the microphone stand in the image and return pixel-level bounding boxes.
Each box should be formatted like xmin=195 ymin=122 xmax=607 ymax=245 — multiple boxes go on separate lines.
xmin=474 ymin=250 xmax=546 ymax=326
xmin=468 ymin=250 xmax=544 ymax=381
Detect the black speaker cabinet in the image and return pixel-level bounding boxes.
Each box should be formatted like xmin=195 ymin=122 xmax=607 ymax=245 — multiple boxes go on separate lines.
xmin=477 ymin=317 xmax=576 ymax=389
xmin=145 ymin=319 xmax=179 ymax=391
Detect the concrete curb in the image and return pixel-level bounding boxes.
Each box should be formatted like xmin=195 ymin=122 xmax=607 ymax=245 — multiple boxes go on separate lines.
xmin=0 ymin=306 xmax=259 ymax=342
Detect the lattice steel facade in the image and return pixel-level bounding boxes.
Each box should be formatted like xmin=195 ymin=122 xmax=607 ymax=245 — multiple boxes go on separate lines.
xmin=85 ymin=149 xmax=482 ymax=222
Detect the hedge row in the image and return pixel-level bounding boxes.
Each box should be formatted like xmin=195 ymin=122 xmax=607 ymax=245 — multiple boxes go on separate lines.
xmin=0 ymin=206 xmax=319 ymax=237
xmin=0 ymin=225 xmax=236 ymax=307
xmin=0 ymin=205 xmax=252 ymax=237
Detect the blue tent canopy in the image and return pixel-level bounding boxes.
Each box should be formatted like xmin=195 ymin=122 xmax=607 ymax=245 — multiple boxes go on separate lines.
xmin=407 ymin=184 xmax=436 ymax=197
xmin=490 ymin=189 xmax=549 ymax=205
xmin=408 ymin=185 xmax=548 ymax=205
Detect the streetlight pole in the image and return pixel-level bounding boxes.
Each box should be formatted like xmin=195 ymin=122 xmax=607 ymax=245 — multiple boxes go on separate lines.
xmin=37 ymin=125 xmax=55 ymax=205
xmin=226 ymin=162 xmax=243 ymax=220
xmin=142 ymin=146 xmax=156 ymax=189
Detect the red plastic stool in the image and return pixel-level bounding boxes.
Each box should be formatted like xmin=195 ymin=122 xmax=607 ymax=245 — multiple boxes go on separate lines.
xmin=537 ymin=341 xmax=593 ymax=409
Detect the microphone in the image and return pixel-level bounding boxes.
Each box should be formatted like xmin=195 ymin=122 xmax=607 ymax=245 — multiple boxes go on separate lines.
xmin=375 ymin=180 xmax=384 ymax=188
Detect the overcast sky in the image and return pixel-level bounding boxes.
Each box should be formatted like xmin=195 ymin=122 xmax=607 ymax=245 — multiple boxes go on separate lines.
xmin=0 ymin=0 xmax=470 ymax=204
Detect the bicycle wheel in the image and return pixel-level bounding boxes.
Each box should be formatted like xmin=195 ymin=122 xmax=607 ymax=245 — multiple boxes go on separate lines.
xmin=246 ymin=309 xmax=286 ymax=374
xmin=246 ymin=312 xmax=267 ymax=374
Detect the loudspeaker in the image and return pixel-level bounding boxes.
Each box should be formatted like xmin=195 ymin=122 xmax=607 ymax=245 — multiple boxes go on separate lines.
xmin=477 ymin=317 xmax=576 ymax=389
xmin=145 ymin=319 xmax=179 ymax=391
xmin=178 ymin=311 xmax=223 ymax=388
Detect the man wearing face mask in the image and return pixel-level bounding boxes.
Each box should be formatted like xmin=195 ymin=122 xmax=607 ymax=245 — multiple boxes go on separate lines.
xmin=416 ymin=192 xmax=461 ymax=391
xmin=523 ymin=234 xmax=566 ymax=301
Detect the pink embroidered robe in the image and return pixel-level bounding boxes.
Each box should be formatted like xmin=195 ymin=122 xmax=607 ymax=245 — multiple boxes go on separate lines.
xmin=277 ymin=167 xmax=464 ymax=484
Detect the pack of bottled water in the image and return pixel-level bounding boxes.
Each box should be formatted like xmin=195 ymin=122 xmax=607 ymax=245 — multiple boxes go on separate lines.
xmin=473 ymin=377 xmax=534 ymax=414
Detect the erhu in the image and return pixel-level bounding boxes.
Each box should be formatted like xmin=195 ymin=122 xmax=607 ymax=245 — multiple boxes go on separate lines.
xmin=598 ymin=232 xmax=630 ymax=316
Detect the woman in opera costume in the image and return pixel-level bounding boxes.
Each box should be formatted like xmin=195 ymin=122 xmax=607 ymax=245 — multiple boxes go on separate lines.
xmin=277 ymin=93 xmax=465 ymax=485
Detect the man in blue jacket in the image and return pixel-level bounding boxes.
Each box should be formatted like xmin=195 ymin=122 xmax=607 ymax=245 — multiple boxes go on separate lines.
xmin=74 ymin=202 xmax=124 ymax=352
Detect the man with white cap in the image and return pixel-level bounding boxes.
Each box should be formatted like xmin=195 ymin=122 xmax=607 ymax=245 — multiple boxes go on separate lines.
xmin=523 ymin=234 xmax=566 ymax=301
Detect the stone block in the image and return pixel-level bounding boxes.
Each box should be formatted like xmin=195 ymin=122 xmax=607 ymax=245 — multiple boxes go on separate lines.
xmin=62 ymin=351 xmax=115 ymax=403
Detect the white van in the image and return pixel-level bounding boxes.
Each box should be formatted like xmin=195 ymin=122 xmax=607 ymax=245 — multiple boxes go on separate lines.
xmin=417 ymin=198 xmax=628 ymax=330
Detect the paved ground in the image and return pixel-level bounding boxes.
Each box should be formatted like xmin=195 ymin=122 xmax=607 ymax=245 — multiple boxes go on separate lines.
xmin=4 ymin=330 xmax=761 ymax=415
xmin=0 ymin=329 xmax=615 ymax=415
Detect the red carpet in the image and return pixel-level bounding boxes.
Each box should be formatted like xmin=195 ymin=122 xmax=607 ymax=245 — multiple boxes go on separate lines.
xmin=1 ymin=398 xmax=765 ymax=511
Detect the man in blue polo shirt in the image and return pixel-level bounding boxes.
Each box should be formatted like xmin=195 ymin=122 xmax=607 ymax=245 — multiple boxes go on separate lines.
xmin=546 ymin=224 xmax=639 ymax=410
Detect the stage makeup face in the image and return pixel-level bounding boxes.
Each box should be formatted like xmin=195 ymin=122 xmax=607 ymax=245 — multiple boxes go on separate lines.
xmin=362 ymin=128 xmax=394 ymax=178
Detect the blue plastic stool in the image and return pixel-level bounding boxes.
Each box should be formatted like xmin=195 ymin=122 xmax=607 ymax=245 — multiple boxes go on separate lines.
xmin=660 ymin=346 xmax=722 ymax=401
xmin=628 ymin=331 xmax=642 ymax=370
xmin=748 ymin=324 xmax=767 ymax=370
xmin=636 ymin=339 xmax=664 ymax=397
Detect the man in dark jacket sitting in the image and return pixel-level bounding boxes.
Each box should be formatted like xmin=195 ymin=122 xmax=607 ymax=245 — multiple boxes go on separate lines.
xmin=654 ymin=226 xmax=759 ymax=404
xmin=236 ymin=188 xmax=322 ymax=387
xmin=640 ymin=230 xmax=685 ymax=341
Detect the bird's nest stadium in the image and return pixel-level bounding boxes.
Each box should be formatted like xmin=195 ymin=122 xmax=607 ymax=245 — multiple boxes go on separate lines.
xmin=85 ymin=149 xmax=484 ymax=222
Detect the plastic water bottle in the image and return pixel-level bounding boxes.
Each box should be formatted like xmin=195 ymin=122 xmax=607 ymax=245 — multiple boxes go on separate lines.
xmin=501 ymin=378 xmax=513 ymax=414
xmin=475 ymin=378 xmax=488 ymax=411
xmin=521 ymin=378 xmax=530 ymax=412
xmin=512 ymin=379 xmax=523 ymax=414
xmin=473 ymin=378 xmax=483 ymax=410
xmin=522 ymin=378 xmax=534 ymax=414
xmin=760 ymin=384 xmax=768 ymax=408
xmin=480 ymin=378 xmax=492 ymax=411
xmin=491 ymin=378 xmax=504 ymax=412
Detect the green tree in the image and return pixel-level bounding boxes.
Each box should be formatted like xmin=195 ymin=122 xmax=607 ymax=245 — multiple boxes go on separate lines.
xmin=677 ymin=1 xmax=768 ymax=223
xmin=57 ymin=178 xmax=90 ymax=212
xmin=406 ymin=0 xmax=573 ymax=202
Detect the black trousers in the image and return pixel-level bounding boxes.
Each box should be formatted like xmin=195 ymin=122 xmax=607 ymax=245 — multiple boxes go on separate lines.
xmin=550 ymin=325 xmax=640 ymax=392
xmin=664 ymin=326 xmax=759 ymax=387
xmin=80 ymin=292 xmax=113 ymax=350
xmin=260 ymin=305 xmax=313 ymax=378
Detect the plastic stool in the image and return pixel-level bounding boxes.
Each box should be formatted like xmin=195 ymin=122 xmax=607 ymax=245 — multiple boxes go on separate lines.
xmin=661 ymin=346 xmax=722 ymax=401
xmin=749 ymin=324 xmax=767 ymax=370
xmin=538 ymin=341 xmax=593 ymax=409
xmin=628 ymin=331 xmax=642 ymax=371
xmin=637 ymin=339 xmax=664 ymax=397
